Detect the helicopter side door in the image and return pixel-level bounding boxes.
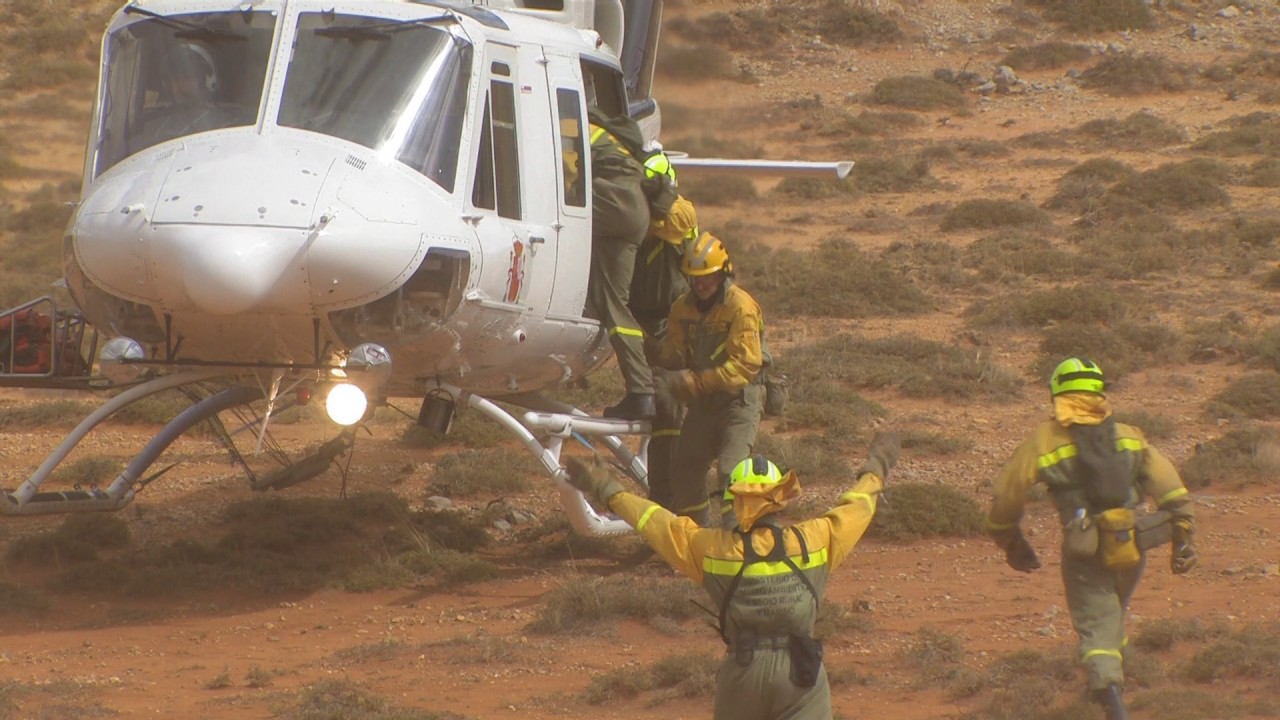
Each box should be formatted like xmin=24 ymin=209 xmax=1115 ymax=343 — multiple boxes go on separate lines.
xmin=467 ymin=43 xmax=556 ymax=312
xmin=541 ymin=49 xmax=592 ymax=321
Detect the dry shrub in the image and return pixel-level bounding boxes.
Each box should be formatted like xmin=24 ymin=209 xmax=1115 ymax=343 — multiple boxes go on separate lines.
xmin=668 ymin=8 xmax=775 ymax=50
xmin=734 ymin=237 xmax=931 ymax=318
xmin=1192 ymin=113 xmax=1280 ymax=156
xmin=1180 ymin=425 xmax=1280 ymax=488
xmin=1030 ymin=0 xmax=1152 ymax=32
xmin=1111 ymin=410 xmax=1174 ymax=440
xmin=780 ymin=333 xmax=1022 ymax=401
xmin=528 ymin=574 xmax=700 ymax=634
xmin=1001 ymin=41 xmax=1093 ymax=71
xmin=1206 ymin=374 xmax=1280 ymax=421
xmin=1184 ymin=623 xmax=1280 ymax=682
xmin=667 ymin=0 xmax=900 ymax=50
xmin=656 ymin=43 xmax=739 ymax=81
xmin=1076 ymin=111 xmax=1185 ymax=149
xmin=680 ymin=174 xmax=757 ymax=206
xmin=883 ymin=238 xmax=974 ymax=288
xmin=430 ymin=447 xmax=533 ymax=497
xmin=1079 ymin=54 xmax=1195 ymax=96
xmin=666 ymin=134 xmax=762 ymax=159
xmin=963 ymin=231 xmax=1072 ymax=282
xmin=871 ymin=75 xmax=966 ymax=111
xmin=851 ymin=156 xmax=936 ymax=193
xmin=1100 ymin=159 xmax=1231 ymax=215
xmin=965 ymin=284 xmax=1129 ymax=329
xmin=940 ymin=199 xmax=1050 ymax=232
xmin=867 ymin=483 xmax=985 ymax=541
xmin=1045 ymin=157 xmax=1136 ymax=212
xmin=1244 ymin=158 xmax=1280 ymax=186
xmin=1038 ymin=320 xmax=1182 ymax=381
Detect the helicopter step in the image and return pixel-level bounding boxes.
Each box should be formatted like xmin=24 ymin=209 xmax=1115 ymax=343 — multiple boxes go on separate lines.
xmin=0 ymin=296 xmax=101 ymax=390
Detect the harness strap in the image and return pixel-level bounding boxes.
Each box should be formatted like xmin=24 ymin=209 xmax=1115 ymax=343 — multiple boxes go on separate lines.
xmin=717 ymin=519 xmax=820 ymax=645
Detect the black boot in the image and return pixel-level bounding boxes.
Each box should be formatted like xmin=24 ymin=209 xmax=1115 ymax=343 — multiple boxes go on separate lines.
xmin=1092 ymin=684 xmax=1128 ymax=720
xmin=603 ymin=393 xmax=656 ymax=420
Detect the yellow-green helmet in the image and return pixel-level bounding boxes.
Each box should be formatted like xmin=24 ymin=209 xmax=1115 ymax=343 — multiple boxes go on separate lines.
xmin=1049 ymin=357 xmax=1105 ymax=396
xmin=724 ymin=455 xmax=782 ymax=500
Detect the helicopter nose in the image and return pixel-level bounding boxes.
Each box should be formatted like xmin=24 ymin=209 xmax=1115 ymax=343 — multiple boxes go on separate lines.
xmin=161 ymin=226 xmax=304 ymax=315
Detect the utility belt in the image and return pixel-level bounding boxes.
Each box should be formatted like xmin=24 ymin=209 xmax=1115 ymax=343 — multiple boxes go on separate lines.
xmin=727 ymin=629 xmax=824 ymax=688
xmin=1063 ymin=507 xmax=1173 ymax=570
xmin=727 ymin=632 xmax=791 ymax=653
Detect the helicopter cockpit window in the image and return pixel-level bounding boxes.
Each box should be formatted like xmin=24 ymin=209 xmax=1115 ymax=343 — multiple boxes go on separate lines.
xmin=95 ymin=11 xmax=275 ymax=175
xmin=556 ymin=89 xmax=586 ymax=208
xmin=279 ymin=13 xmax=472 ymax=193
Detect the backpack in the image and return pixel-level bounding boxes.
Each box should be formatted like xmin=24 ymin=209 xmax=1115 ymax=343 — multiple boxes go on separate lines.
xmin=587 ymin=108 xmax=677 ymax=218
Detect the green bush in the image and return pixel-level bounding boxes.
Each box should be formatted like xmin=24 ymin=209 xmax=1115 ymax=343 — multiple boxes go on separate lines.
xmin=430 ymin=448 xmax=533 ymax=497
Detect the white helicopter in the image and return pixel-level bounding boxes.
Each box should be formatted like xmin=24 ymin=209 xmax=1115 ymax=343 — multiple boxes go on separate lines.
xmin=0 ymin=0 xmax=849 ymax=533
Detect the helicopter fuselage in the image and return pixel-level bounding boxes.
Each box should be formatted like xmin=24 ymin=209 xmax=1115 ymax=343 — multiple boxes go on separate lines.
xmin=67 ymin=0 xmax=642 ymax=398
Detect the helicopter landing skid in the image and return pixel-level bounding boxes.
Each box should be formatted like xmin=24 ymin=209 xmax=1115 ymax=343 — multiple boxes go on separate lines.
xmin=444 ymin=385 xmax=650 ymax=537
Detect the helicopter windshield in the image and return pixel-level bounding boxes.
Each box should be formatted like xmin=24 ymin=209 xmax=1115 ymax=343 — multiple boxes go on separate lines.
xmin=95 ymin=11 xmax=276 ymax=175
xmin=278 ymin=13 xmax=472 ymax=193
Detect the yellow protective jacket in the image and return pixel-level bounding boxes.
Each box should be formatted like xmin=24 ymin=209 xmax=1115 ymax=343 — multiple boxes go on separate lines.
xmin=986 ymin=393 xmax=1193 ymax=546
xmin=655 ymin=283 xmax=764 ymax=395
xmin=607 ymin=470 xmax=882 ymax=638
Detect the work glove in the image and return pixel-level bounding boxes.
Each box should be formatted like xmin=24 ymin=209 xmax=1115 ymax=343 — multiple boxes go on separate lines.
xmin=1171 ymin=523 xmax=1198 ymax=575
xmin=858 ymin=431 xmax=901 ymax=482
xmin=1005 ymin=528 xmax=1041 ymax=573
xmin=652 ymin=368 xmax=681 ymax=416
xmin=564 ymin=457 xmax=626 ymax=509
xmin=669 ymin=369 xmax=697 ymax=404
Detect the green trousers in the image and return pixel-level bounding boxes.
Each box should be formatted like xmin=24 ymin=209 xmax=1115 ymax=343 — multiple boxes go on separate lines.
xmin=1061 ymin=548 xmax=1145 ymax=690
xmin=670 ymin=384 xmax=764 ymax=521
xmin=586 ymin=180 xmax=652 ymax=395
xmin=714 ymin=649 xmax=831 ymax=720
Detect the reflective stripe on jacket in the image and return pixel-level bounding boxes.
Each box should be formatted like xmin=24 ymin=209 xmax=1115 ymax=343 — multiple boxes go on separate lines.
xmin=987 ymin=418 xmax=1192 ymax=534
xmin=608 ymin=472 xmax=882 ymax=638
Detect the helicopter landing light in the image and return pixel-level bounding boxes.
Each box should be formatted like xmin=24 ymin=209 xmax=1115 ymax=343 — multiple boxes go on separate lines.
xmin=99 ymin=337 xmax=146 ymax=383
xmin=325 ymin=383 xmax=368 ymax=426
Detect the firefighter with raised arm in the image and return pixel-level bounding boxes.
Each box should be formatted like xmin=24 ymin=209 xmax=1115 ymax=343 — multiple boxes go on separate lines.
xmin=986 ymin=358 xmax=1198 ymax=720
xmin=564 ymin=432 xmax=899 ymax=720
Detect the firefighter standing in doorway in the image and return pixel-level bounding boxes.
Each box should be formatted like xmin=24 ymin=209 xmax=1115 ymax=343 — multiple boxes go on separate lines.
xmin=985 ymin=357 xmax=1198 ymax=720
xmin=586 ymin=108 xmax=655 ymax=420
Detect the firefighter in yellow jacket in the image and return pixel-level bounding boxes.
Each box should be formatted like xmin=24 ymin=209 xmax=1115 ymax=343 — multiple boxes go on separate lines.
xmin=564 ymin=432 xmax=899 ymax=720
xmin=653 ymin=232 xmax=765 ymax=524
xmin=629 ymin=195 xmax=697 ymax=508
xmin=985 ymin=358 xmax=1198 ymax=720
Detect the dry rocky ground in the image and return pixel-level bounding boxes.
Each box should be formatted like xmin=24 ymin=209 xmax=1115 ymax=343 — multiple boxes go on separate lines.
xmin=3 ymin=0 xmax=1280 ymax=718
